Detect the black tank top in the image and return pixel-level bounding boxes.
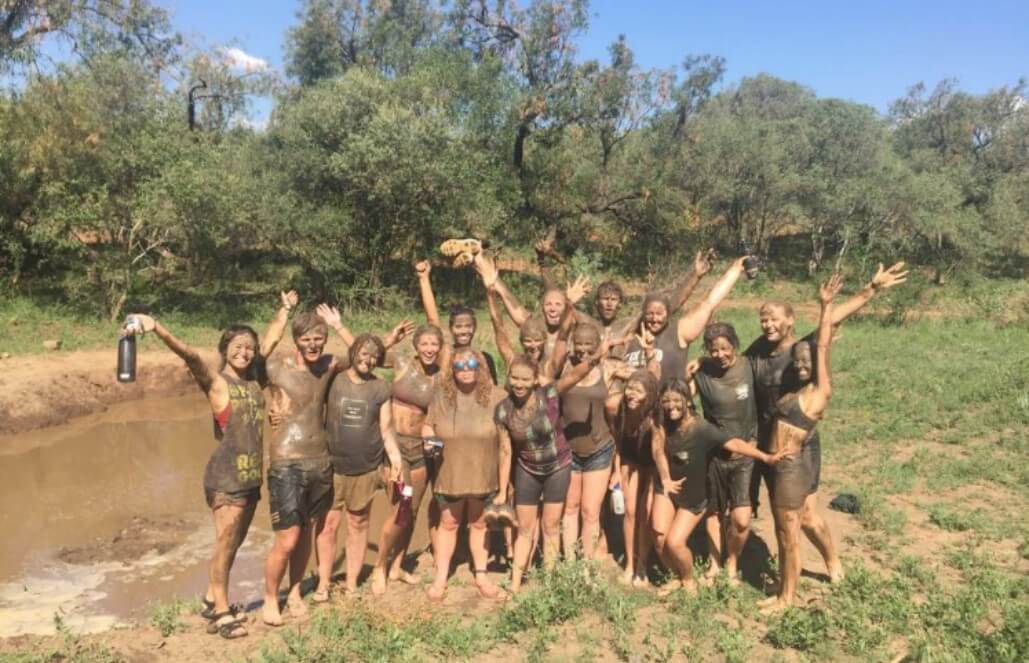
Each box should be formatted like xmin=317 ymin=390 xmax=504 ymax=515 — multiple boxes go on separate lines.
xmin=204 ymin=372 xmax=265 ymax=494
xmin=560 ymin=375 xmax=613 ymax=457
xmin=624 ymin=322 xmax=688 ymax=383
xmin=614 ymin=409 xmax=653 ymax=467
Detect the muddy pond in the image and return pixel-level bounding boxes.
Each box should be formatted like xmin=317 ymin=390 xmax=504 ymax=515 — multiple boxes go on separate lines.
xmin=0 ymin=394 xmax=429 ymax=637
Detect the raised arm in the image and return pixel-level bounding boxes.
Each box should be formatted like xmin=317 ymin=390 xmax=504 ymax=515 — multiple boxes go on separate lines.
xmin=830 ymin=262 xmax=907 ymax=326
xmin=260 ymin=290 xmax=299 ymax=358
xmin=555 ymin=340 xmax=611 ymax=394
xmin=485 ymin=281 xmax=517 ymax=368
xmin=663 ymin=249 xmax=716 ymax=313
xmin=379 ymin=401 xmax=403 ymax=483
xmin=677 ymin=257 xmax=747 ymax=345
xmin=415 ymin=260 xmax=441 ymax=327
xmin=315 ymin=304 xmax=355 ymax=348
xmin=808 ymin=273 xmax=843 ymax=419
xmin=383 ymin=319 xmax=416 ymax=351
xmin=127 ymin=315 xmax=226 ymax=411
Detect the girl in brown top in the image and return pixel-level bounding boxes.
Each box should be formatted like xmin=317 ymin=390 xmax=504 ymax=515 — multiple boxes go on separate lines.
xmin=421 ymin=348 xmax=510 ymax=601
xmin=124 ymin=291 xmax=297 ymax=639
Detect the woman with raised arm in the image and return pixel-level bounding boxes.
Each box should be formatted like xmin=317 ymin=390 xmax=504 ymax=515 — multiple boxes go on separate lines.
xmin=761 ymin=274 xmax=844 ymax=611
xmin=624 ymin=257 xmax=748 ymax=383
xmin=421 ymin=349 xmax=509 ymax=601
xmin=650 ymin=379 xmax=787 ymax=596
xmin=124 ymin=290 xmax=298 ymax=639
xmin=744 ymin=262 xmax=907 ymax=581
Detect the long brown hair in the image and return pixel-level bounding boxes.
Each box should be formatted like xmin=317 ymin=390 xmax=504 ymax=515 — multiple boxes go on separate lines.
xmin=440 ymin=348 xmax=493 ymax=409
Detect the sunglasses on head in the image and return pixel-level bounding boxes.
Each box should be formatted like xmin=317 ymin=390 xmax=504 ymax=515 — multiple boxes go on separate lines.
xmin=452 ymin=357 xmax=480 ymax=371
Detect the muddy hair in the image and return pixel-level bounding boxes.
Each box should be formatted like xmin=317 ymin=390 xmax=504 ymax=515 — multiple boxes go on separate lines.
xmin=642 ymin=291 xmax=672 ymax=315
xmin=596 ymin=280 xmax=624 ymax=301
xmin=572 ymin=321 xmax=602 ymax=345
xmin=292 ymin=311 xmax=328 ymax=339
xmin=217 ymin=325 xmax=261 ymax=377
xmin=760 ymin=300 xmax=795 ymax=318
xmin=412 ymin=323 xmax=444 ymax=350
xmin=448 ymin=305 xmax=477 ymax=330
xmin=440 ymin=348 xmax=494 ymax=409
xmin=654 ymin=378 xmax=696 ymax=431
xmin=504 ymin=354 xmax=540 ymax=395
xmin=519 ymin=317 xmax=547 ymax=342
xmin=703 ymin=322 xmax=740 ymax=349
xmin=348 ymin=333 xmax=386 ymax=369
xmin=615 ymin=369 xmax=658 ymax=439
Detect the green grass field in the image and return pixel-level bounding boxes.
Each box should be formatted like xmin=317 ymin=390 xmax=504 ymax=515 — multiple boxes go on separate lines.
xmin=1 ymin=275 xmax=1027 ymax=662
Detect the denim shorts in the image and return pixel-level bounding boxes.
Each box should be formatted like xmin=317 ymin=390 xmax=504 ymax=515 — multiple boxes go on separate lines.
xmin=570 ymin=441 xmax=615 ymax=473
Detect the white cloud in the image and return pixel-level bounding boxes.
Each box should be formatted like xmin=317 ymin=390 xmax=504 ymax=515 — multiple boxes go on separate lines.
xmin=219 ymin=47 xmax=269 ymax=74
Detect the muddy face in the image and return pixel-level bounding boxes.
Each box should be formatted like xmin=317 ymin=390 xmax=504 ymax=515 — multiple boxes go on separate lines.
xmin=353 ymin=341 xmax=381 ymax=377
xmin=660 ymin=391 xmax=686 ymax=423
xmin=224 ymin=334 xmax=257 ymax=373
xmin=644 ymin=301 xmax=669 ymax=335
xmin=520 ymin=332 xmax=546 ymax=361
xmin=450 ymin=314 xmax=476 ymax=348
xmin=706 ymin=336 xmax=737 ymax=370
xmin=595 ymin=291 xmax=622 ymax=323
xmin=792 ymin=342 xmax=813 ymax=382
xmin=570 ymin=328 xmax=599 ymax=364
xmin=623 ymin=380 xmax=648 ymax=410
xmin=414 ymin=332 xmax=441 ymax=367
xmin=452 ymin=352 xmax=480 ymax=387
xmin=542 ymin=290 xmax=566 ymax=327
xmin=295 ymin=329 xmax=328 ymax=364
xmin=507 ymin=363 xmax=535 ymax=400
xmin=759 ymin=304 xmax=794 ymax=344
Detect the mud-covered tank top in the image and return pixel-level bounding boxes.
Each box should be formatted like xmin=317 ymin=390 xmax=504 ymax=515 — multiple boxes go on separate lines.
xmin=625 ymin=323 xmax=688 ymax=383
xmin=204 ymin=372 xmax=265 ymax=494
xmin=391 ymin=359 xmax=438 ymax=412
xmin=560 ymin=375 xmax=612 ymax=457
xmin=615 ymin=411 xmax=653 ymax=467
xmin=770 ymin=392 xmax=819 ymax=455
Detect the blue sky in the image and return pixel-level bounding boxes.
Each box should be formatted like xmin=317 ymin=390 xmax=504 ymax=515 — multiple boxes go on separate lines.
xmin=161 ymin=0 xmax=1028 ymax=121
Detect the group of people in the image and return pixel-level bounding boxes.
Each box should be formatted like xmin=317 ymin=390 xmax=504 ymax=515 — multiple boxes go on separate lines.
xmin=127 ymin=234 xmax=907 ymax=639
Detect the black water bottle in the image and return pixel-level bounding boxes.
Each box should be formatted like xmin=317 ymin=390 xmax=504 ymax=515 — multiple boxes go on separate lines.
xmin=117 ymin=316 xmax=139 ymax=383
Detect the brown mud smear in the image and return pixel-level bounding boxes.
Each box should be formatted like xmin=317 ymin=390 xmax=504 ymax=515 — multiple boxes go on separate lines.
xmin=57 ymin=515 xmax=194 ymax=566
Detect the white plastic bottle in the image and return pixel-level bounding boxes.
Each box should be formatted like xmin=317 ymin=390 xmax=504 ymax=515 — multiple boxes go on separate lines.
xmin=611 ymin=482 xmax=626 ymax=515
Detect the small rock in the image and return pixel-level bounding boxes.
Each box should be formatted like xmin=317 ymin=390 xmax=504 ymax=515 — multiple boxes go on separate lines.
xmin=43 ymin=339 xmax=62 ymax=351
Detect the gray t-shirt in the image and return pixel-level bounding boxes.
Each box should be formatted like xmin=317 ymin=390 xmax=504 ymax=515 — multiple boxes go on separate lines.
xmin=694 ymin=357 xmax=758 ymax=442
xmin=326 ymin=374 xmax=392 ymax=475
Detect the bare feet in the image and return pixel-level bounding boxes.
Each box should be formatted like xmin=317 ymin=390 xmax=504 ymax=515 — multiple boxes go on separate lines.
xmin=286 ymin=593 xmax=308 ymax=618
xmin=371 ymin=568 xmax=388 ymax=596
xmin=618 ymin=569 xmax=633 ymax=586
xmin=389 ymin=569 xmax=421 ymax=585
xmin=261 ymin=599 xmax=283 ymax=627
xmin=828 ymin=561 xmax=845 ymax=584
xmin=631 ymin=575 xmax=650 ymax=589
xmin=474 ymin=572 xmax=507 ymax=600
xmin=311 ymin=588 xmax=330 ymax=604
xmin=426 ymin=583 xmax=446 ymax=602
xmin=759 ymin=596 xmax=790 ymax=614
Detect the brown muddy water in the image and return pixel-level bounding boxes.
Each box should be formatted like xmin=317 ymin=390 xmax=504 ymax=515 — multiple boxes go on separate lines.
xmin=0 ymin=394 xmax=429 ymax=637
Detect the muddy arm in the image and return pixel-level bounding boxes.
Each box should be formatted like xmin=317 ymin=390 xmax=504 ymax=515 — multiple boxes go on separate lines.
xmin=677 ymin=257 xmax=746 ymax=345
xmin=260 ymin=290 xmax=298 ymax=358
xmin=830 ymin=262 xmax=908 ymax=326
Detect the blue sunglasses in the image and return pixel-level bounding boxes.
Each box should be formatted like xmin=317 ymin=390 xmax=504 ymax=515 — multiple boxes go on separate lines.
xmin=452 ymin=357 xmax=481 ymax=371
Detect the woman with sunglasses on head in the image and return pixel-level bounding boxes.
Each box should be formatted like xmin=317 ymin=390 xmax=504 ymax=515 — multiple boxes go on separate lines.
xmin=123 ymin=290 xmax=298 ymax=639
xmin=650 ymin=379 xmax=788 ymax=596
xmin=421 ymin=349 xmax=509 ymax=601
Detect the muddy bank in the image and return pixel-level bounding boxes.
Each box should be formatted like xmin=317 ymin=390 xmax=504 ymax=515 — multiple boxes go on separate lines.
xmin=0 ymin=349 xmax=208 ymax=436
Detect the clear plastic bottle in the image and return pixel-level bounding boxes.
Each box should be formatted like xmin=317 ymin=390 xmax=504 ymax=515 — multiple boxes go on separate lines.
xmin=610 ymin=482 xmax=626 ymax=516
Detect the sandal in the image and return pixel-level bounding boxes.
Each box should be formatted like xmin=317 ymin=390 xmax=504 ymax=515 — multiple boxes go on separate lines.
xmin=216 ymin=614 xmax=248 ymax=640
xmin=206 ymin=611 xmax=246 ymax=635
xmin=200 ymin=598 xmax=216 ymax=620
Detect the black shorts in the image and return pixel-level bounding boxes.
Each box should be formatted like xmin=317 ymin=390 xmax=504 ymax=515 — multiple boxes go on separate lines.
xmin=205 ymin=486 xmax=260 ymax=510
xmin=707 ymin=454 xmax=755 ymax=513
xmin=268 ymin=459 xmax=333 ymax=531
xmin=513 ymin=463 xmax=571 ymax=506
xmin=769 ymin=436 xmax=821 ymax=510
xmin=653 ymin=476 xmax=708 ymax=514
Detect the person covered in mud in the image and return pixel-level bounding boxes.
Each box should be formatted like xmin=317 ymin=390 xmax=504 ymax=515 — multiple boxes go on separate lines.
xmin=650 ymin=379 xmax=788 ymax=596
xmin=261 ymin=308 xmax=409 ymax=626
xmin=610 ymin=369 xmax=660 ymax=587
xmin=743 ymin=261 xmax=908 ymax=588
xmin=759 ymin=274 xmax=843 ymax=611
xmin=688 ymin=321 xmax=761 ymax=585
xmin=558 ymin=322 xmax=636 ymax=561
xmin=370 ymin=321 xmax=447 ymax=595
xmin=421 ymin=348 xmax=509 ymax=601
xmin=123 ymin=289 xmax=298 ymax=639
xmin=624 ymin=256 xmax=748 ymax=383
xmin=415 ymin=258 xmax=500 ymax=384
